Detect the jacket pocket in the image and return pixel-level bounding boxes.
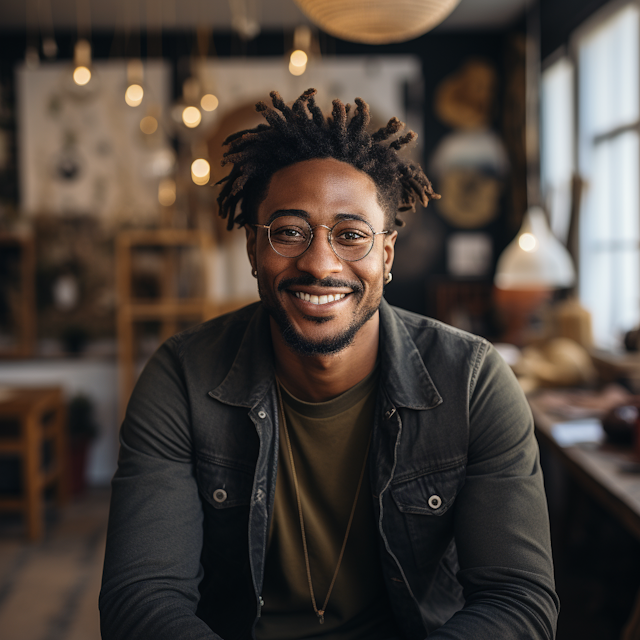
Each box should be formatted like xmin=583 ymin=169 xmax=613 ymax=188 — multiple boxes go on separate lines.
xmin=390 ymin=464 xmax=466 ymax=568
xmin=196 ymin=457 xmax=255 ymax=509
xmin=195 ymin=458 xmax=255 ymax=570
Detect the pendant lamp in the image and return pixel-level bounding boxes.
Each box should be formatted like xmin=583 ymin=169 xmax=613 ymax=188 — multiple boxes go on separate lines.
xmin=494 ymin=206 xmax=575 ymax=290
xmin=291 ymin=0 xmax=461 ymax=44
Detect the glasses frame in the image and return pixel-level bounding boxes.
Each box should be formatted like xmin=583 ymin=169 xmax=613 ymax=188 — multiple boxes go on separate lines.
xmin=254 ymin=216 xmax=389 ymax=262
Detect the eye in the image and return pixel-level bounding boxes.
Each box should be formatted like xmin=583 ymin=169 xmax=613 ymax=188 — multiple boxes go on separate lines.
xmin=270 ymin=222 xmax=309 ymax=244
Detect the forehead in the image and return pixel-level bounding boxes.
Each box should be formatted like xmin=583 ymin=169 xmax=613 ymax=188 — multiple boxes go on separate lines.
xmin=257 ymin=158 xmax=385 ymax=226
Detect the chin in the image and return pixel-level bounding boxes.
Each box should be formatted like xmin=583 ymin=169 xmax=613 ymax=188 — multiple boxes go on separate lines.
xmin=264 ymin=296 xmax=380 ymax=357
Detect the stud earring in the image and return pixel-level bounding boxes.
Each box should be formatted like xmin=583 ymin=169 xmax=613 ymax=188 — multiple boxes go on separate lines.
xmin=385 ymin=272 xmax=393 ymax=285
xmin=252 ymin=268 xmax=258 ymax=278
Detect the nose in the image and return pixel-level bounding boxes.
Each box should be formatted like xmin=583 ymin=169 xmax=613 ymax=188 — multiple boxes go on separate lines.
xmin=294 ymin=226 xmax=343 ymax=279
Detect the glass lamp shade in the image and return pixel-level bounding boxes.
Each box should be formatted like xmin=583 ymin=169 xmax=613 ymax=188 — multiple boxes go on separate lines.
xmin=495 ymin=206 xmax=575 ymax=290
xmin=291 ymin=0 xmax=461 ymax=44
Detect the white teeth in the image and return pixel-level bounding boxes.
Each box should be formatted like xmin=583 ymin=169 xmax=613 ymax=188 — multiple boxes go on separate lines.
xmin=294 ymin=292 xmax=347 ymax=305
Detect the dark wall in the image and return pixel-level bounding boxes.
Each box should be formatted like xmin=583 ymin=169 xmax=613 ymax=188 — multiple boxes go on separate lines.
xmin=540 ymin=0 xmax=611 ymax=60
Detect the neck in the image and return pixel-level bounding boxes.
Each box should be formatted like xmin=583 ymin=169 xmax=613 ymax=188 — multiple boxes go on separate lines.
xmin=270 ymin=313 xmax=380 ymax=403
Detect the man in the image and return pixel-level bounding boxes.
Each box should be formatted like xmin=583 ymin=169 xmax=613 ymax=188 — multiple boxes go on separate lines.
xmin=100 ymin=89 xmax=559 ymax=639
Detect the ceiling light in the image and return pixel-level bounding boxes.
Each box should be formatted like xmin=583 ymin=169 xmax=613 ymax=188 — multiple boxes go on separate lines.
xmin=292 ymin=0 xmax=460 ymax=44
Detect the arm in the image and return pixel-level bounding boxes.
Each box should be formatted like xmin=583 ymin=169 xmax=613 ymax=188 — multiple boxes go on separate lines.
xmin=430 ymin=344 xmax=559 ymax=639
xmin=100 ymin=340 xmax=220 ymax=640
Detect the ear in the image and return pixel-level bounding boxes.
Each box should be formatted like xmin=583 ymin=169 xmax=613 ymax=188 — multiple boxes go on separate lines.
xmin=245 ymin=225 xmax=257 ymax=273
xmin=383 ymin=230 xmax=398 ymax=276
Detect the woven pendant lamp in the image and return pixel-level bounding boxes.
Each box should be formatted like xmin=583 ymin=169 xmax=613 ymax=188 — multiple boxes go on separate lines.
xmin=292 ymin=0 xmax=461 ymax=44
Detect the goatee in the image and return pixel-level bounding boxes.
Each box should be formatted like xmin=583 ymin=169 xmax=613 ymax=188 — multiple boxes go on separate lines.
xmin=259 ymin=275 xmax=379 ymax=356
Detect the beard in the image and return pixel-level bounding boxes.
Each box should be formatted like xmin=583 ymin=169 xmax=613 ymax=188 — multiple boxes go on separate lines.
xmin=258 ymin=274 xmax=381 ymax=356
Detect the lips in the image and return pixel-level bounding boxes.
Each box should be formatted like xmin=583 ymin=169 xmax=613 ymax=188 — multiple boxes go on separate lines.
xmin=293 ymin=291 xmax=348 ymax=305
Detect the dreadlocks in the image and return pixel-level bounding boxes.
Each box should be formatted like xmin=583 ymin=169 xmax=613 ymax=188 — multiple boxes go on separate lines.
xmin=216 ymin=88 xmax=440 ymax=230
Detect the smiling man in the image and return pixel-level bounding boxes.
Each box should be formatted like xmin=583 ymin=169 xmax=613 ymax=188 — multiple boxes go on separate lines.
xmin=100 ymin=89 xmax=559 ymax=640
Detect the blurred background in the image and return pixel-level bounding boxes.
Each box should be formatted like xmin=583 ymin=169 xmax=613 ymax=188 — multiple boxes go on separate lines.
xmin=1 ymin=0 xmax=640 ymax=638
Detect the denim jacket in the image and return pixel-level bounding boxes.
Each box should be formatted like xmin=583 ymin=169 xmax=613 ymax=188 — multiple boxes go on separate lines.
xmin=100 ymin=300 xmax=559 ymax=640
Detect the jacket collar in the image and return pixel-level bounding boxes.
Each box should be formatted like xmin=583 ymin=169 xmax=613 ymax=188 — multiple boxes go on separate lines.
xmin=209 ymin=299 xmax=442 ymax=411
xmin=378 ymin=299 xmax=442 ymax=410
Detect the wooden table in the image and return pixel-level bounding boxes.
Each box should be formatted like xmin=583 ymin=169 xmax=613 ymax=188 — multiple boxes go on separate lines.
xmin=529 ymin=394 xmax=640 ymax=542
xmin=529 ymin=392 xmax=640 ymax=638
xmin=0 ymin=387 xmax=69 ymax=541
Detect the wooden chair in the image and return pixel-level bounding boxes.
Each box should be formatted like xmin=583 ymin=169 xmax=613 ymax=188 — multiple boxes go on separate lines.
xmin=0 ymin=387 xmax=69 ymax=541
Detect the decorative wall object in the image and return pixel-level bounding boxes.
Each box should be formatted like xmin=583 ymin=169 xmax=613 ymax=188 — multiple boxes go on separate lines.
xmin=17 ymin=60 xmax=172 ymax=227
xmin=430 ymin=59 xmax=509 ymax=232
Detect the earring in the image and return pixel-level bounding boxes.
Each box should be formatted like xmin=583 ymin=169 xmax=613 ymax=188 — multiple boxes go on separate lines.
xmin=385 ymin=272 xmax=393 ymax=285
xmin=251 ymin=268 xmax=258 ymax=278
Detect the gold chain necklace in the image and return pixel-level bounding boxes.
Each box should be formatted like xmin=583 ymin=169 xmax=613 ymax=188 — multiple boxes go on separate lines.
xmin=276 ymin=381 xmax=372 ymax=625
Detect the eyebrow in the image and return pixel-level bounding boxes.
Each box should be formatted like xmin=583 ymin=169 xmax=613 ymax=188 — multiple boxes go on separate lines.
xmin=266 ymin=209 xmax=371 ymax=225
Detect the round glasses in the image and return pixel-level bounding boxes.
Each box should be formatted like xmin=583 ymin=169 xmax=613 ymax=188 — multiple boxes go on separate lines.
xmin=254 ymin=215 xmax=388 ymax=262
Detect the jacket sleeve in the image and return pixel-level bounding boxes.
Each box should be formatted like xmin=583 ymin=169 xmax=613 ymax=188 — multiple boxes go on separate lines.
xmin=99 ymin=339 xmax=220 ymax=640
xmin=429 ymin=343 xmax=560 ymax=639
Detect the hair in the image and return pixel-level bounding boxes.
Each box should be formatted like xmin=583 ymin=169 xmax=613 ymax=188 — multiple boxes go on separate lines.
xmin=216 ymin=88 xmax=440 ymax=230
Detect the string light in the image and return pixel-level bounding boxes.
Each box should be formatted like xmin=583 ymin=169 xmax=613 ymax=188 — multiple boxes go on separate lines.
xmin=191 ymin=159 xmax=210 ymax=185
xmin=182 ymin=106 xmax=202 ymax=128
xmin=201 ymin=94 xmax=219 ymax=111
xmin=158 ymin=178 xmax=176 ymax=206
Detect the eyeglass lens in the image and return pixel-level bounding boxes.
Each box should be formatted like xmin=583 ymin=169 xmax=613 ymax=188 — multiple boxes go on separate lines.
xmin=268 ymin=216 xmax=375 ymax=261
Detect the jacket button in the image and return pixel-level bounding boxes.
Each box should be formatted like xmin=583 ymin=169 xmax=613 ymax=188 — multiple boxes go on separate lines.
xmin=213 ymin=489 xmax=228 ymax=503
xmin=428 ymin=495 xmax=442 ymax=509
xmin=258 ymin=410 xmax=267 ymax=419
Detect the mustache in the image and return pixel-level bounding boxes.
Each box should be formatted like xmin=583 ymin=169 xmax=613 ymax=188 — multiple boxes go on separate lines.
xmin=277 ymin=274 xmax=363 ymax=293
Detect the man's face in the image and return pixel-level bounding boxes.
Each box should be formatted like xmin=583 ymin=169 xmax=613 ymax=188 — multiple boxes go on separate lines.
xmin=246 ymin=158 xmax=397 ymax=356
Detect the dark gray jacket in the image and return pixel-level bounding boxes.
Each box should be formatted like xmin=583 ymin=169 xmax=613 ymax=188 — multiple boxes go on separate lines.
xmin=100 ymin=300 xmax=559 ymax=639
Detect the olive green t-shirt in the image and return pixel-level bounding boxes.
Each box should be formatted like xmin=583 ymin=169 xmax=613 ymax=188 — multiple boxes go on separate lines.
xmin=254 ymin=368 xmax=399 ymax=640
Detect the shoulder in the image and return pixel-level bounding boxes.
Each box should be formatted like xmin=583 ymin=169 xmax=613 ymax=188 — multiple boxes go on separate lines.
xmin=385 ymin=303 xmax=490 ymax=364
xmin=151 ymin=302 xmax=264 ymax=392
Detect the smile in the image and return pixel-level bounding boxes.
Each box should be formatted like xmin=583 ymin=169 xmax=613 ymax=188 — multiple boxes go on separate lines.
xmin=293 ymin=292 xmax=348 ymax=305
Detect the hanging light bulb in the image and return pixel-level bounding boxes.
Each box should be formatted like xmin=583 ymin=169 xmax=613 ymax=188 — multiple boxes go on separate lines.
xmin=125 ymin=60 xmax=144 ymax=106
xmin=201 ymin=94 xmax=219 ymax=111
xmin=191 ymin=159 xmax=210 ymax=186
xmin=182 ymin=106 xmax=202 ymax=128
xmin=288 ymin=26 xmax=312 ymax=76
xmin=73 ymin=39 xmax=92 ymax=86
xmin=158 ymin=178 xmax=176 ymax=206
xmin=289 ymin=50 xmax=308 ymax=76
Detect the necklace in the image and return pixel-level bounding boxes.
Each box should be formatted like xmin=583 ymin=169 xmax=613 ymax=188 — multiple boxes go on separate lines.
xmin=276 ymin=381 xmax=372 ymax=625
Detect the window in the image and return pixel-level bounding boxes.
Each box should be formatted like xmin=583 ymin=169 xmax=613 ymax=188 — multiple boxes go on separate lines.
xmin=576 ymin=2 xmax=640 ymax=349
